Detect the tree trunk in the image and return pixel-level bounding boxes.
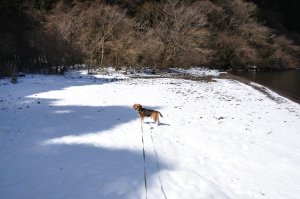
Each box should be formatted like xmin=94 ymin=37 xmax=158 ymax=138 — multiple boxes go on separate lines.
xmin=101 ymin=36 xmax=105 ymax=67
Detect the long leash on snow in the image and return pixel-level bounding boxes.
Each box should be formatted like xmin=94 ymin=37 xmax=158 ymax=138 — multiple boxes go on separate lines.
xmin=140 ymin=124 xmax=148 ymax=199
xmin=150 ymin=126 xmax=168 ymax=199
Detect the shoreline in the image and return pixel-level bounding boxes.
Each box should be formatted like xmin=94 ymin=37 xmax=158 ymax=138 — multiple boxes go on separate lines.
xmin=221 ymin=73 xmax=300 ymax=105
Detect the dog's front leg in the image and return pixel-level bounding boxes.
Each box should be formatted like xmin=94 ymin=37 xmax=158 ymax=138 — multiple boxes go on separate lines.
xmin=141 ymin=116 xmax=144 ymax=124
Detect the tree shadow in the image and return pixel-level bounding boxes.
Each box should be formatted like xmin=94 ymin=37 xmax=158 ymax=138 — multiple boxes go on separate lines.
xmin=0 ymin=72 xmax=170 ymax=199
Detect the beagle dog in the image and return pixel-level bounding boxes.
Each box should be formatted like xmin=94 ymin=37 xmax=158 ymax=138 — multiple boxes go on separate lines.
xmin=133 ymin=104 xmax=163 ymax=125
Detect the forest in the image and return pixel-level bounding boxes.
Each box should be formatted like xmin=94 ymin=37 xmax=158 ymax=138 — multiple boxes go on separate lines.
xmin=1 ymin=0 xmax=300 ymax=77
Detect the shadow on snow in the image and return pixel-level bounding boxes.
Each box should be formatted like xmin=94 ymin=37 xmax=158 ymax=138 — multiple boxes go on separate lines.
xmin=0 ymin=72 xmax=170 ymax=199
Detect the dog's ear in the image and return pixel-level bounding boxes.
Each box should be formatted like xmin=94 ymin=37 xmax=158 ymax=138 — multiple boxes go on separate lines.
xmin=137 ymin=104 xmax=142 ymax=110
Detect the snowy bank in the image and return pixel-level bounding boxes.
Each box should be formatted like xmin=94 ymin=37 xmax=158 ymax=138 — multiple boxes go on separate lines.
xmin=1 ymin=71 xmax=300 ymax=199
xmin=168 ymin=67 xmax=221 ymax=77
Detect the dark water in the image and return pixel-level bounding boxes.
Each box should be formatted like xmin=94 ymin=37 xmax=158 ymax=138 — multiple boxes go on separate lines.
xmin=230 ymin=69 xmax=300 ymax=103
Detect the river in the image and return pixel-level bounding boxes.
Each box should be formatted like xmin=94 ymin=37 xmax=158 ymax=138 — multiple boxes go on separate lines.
xmin=230 ymin=69 xmax=300 ymax=104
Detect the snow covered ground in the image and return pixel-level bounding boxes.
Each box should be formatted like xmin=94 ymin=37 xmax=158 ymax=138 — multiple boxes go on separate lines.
xmin=1 ymin=69 xmax=300 ymax=199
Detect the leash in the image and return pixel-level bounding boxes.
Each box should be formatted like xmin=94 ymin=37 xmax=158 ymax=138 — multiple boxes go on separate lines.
xmin=140 ymin=124 xmax=148 ymax=199
xmin=150 ymin=126 xmax=168 ymax=199
xmin=140 ymin=122 xmax=168 ymax=199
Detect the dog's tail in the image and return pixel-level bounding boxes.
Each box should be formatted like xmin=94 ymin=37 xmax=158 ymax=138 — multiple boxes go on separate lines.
xmin=158 ymin=111 xmax=163 ymax=117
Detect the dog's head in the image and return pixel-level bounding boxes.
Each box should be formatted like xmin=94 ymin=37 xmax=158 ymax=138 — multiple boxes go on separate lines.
xmin=133 ymin=103 xmax=142 ymax=111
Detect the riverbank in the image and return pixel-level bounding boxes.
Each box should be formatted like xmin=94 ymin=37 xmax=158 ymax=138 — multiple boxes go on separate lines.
xmin=228 ymin=69 xmax=300 ymax=104
xmin=1 ymin=70 xmax=300 ymax=199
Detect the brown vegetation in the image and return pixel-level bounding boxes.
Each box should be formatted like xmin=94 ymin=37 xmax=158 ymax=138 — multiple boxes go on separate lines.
xmin=1 ymin=0 xmax=300 ymax=77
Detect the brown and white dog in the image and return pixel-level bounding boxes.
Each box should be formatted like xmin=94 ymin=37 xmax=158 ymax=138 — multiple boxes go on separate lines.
xmin=133 ymin=104 xmax=163 ymax=125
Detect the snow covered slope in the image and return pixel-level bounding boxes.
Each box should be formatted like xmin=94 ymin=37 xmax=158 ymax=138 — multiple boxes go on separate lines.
xmin=1 ymin=70 xmax=300 ymax=199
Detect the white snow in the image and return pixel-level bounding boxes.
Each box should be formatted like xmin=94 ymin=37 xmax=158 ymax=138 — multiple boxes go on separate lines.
xmin=1 ymin=69 xmax=300 ymax=199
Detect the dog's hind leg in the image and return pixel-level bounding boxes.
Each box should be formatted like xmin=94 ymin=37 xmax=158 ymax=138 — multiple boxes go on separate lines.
xmin=155 ymin=115 xmax=160 ymax=126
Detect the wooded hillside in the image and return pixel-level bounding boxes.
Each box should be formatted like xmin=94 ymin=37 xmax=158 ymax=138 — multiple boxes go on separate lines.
xmin=1 ymin=0 xmax=300 ymax=76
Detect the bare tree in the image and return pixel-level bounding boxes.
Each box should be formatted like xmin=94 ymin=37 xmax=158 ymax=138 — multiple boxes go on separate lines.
xmin=73 ymin=1 xmax=132 ymax=69
xmin=155 ymin=0 xmax=208 ymax=67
